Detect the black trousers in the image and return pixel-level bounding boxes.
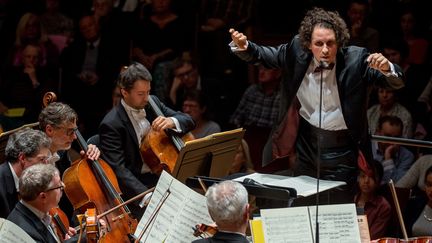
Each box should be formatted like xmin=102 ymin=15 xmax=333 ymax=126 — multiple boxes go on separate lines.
xmin=292 ymin=119 xmax=358 ymax=205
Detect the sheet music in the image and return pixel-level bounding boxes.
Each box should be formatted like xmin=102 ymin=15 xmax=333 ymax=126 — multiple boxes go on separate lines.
xmin=234 ymin=173 xmax=346 ymax=197
xmin=134 ymin=171 xmax=213 ymax=243
xmin=260 ymin=207 xmax=314 ymax=243
xmin=308 ymin=204 xmax=361 ymax=243
xmin=0 ymin=218 xmax=36 ymax=243
xmin=259 ymin=204 xmax=360 ymax=243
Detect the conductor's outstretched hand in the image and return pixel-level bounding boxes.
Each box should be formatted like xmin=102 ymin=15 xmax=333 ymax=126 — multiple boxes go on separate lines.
xmin=229 ymin=28 xmax=248 ymax=50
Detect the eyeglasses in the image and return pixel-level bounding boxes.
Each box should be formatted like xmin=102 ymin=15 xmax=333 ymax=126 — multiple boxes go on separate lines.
xmin=45 ymin=182 xmax=65 ymax=192
xmin=56 ymin=126 xmax=78 ymax=136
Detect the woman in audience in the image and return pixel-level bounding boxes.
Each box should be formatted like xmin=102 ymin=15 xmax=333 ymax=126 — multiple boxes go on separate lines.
xmin=182 ymin=90 xmax=221 ymax=139
xmin=355 ymin=159 xmax=391 ymax=240
xmin=404 ymin=165 xmax=432 ymax=237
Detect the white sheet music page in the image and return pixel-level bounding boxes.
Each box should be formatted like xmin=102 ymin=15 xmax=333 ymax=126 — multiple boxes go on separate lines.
xmin=133 ymin=171 xmax=213 ymax=242
xmin=260 ymin=207 xmax=314 ymax=243
xmin=0 ymin=218 xmax=36 ymax=243
xmin=309 ymin=203 xmax=361 ymax=243
xmin=234 ymin=173 xmax=346 ymax=197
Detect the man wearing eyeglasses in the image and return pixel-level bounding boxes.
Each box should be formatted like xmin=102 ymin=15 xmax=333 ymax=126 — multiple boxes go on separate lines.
xmin=0 ymin=128 xmax=51 ymax=218
xmin=7 ymin=163 xmax=77 ymax=242
xmin=38 ymin=102 xmax=101 ymax=220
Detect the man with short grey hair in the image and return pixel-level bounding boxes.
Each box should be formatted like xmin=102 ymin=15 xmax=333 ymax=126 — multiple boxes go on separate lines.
xmin=0 ymin=128 xmax=51 ymax=218
xmin=192 ymin=180 xmax=250 ymax=243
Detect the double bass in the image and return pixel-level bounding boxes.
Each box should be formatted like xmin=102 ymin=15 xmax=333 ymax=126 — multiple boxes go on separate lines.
xmin=63 ymin=127 xmax=137 ymax=242
xmin=140 ymin=95 xmax=194 ymax=174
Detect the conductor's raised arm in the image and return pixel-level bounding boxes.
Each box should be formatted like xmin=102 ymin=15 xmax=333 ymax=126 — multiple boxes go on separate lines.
xmin=229 ymin=28 xmax=248 ymax=51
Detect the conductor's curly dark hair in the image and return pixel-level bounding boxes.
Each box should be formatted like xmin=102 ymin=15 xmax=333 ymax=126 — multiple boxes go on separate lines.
xmin=298 ymin=8 xmax=350 ymax=51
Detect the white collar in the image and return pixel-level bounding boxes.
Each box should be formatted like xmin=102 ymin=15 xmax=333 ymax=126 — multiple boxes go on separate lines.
xmin=8 ymin=162 xmax=19 ymax=191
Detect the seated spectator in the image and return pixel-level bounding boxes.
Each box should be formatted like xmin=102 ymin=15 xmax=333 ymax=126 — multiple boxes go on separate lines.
xmin=8 ymin=12 xmax=60 ymax=71
xmin=182 ymin=90 xmax=220 ymax=139
xmin=367 ymin=84 xmax=413 ymax=138
xmin=0 ymin=128 xmax=51 ymax=218
xmin=397 ymin=154 xmax=432 ymax=192
xmin=355 ymin=159 xmax=391 ymax=240
xmin=230 ymin=66 xmax=282 ymax=172
xmin=192 ymin=180 xmax=250 ymax=243
xmin=372 ymin=115 xmax=415 ymax=184
xmin=404 ymin=165 xmax=432 ymax=237
xmin=0 ymin=43 xmax=57 ymax=131
xmin=345 ymin=0 xmax=379 ymax=52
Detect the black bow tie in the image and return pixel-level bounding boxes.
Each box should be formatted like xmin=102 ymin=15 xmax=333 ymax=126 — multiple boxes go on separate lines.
xmin=314 ymin=63 xmax=335 ymax=72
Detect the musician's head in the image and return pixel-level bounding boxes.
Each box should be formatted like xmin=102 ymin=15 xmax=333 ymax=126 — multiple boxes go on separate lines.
xmin=205 ymin=180 xmax=249 ymax=232
xmin=117 ymin=62 xmax=152 ymax=109
xmin=19 ymin=163 xmax=63 ymax=212
xmin=299 ymin=8 xmax=349 ymax=65
xmin=39 ymin=102 xmax=78 ymax=152
xmin=6 ymin=128 xmax=51 ymax=176
xmin=173 ymin=57 xmax=199 ymax=89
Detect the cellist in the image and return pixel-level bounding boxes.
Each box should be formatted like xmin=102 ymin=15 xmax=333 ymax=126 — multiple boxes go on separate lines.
xmin=99 ymin=62 xmax=195 ymax=218
xmin=38 ymin=102 xmax=101 ymax=219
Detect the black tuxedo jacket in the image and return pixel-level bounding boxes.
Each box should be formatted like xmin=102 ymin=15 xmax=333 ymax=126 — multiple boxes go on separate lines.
xmin=99 ymin=96 xmax=195 ymax=200
xmin=192 ymin=231 xmax=249 ymax=243
xmin=7 ymin=202 xmax=58 ymax=243
xmin=0 ymin=162 xmax=19 ymax=218
xmin=235 ymin=35 xmax=404 ymax=165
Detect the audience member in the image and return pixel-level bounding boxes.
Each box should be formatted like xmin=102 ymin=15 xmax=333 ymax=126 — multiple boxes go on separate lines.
xmin=345 ymin=0 xmax=379 ymax=52
xmin=8 ymin=12 xmax=60 ymax=70
xmin=230 ymin=66 xmax=281 ymax=172
xmin=404 ymin=165 xmax=432 ymax=237
xmin=60 ymin=14 xmax=128 ymax=137
xmin=399 ymin=6 xmax=429 ymax=65
xmin=182 ymin=90 xmax=220 ymax=139
xmin=397 ymin=154 xmax=432 ymax=192
xmin=0 ymin=128 xmax=51 ymax=218
xmin=372 ymin=115 xmax=414 ymax=185
xmin=355 ymin=159 xmax=391 ymax=240
xmin=0 ymin=43 xmax=57 ymax=131
xmin=99 ymin=62 xmax=195 ymax=218
xmin=367 ymin=85 xmax=413 ymax=138
xmin=40 ymin=0 xmax=74 ymax=52
xmin=192 ymin=180 xmax=250 ymax=243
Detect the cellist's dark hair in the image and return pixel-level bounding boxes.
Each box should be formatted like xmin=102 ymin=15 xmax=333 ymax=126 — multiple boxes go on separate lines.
xmin=298 ymin=7 xmax=350 ymax=51
xmin=117 ymin=62 xmax=152 ymax=92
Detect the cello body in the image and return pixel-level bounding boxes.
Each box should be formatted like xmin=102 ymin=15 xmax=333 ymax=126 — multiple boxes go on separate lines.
xmin=140 ymin=96 xmax=194 ymax=174
xmin=63 ymin=132 xmax=137 ymax=242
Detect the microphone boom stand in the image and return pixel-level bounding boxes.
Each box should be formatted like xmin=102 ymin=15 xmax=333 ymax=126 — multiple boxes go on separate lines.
xmin=315 ymin=61 xmax=328 ymax=243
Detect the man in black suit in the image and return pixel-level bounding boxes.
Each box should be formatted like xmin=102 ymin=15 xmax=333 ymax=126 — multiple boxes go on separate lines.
xmin=0 ymin=128 xmax=51 ymax=218
xmin=229 ymin=8 xmax=404 ymax=202
xmin=38 ymin=102 xmax=100 ymax=219
xmin=7 ymin=163 xmax=75 ymax=242
xmin=99 ymin=62 xmax=195 ymax=218
xmin=192 ymin=180 xmax=250 ymax=243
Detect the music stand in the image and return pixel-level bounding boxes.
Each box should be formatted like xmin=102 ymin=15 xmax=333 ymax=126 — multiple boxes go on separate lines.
xmin=186 ymin=176 xmax=293 ymax=208
xmin=171 ymin=128 xmax=245 ymax=183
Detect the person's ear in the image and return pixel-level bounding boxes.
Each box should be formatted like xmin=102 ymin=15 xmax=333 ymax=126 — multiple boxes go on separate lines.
xmin=243 ymin=204 xmax=250 ymax=220
xmin=45 ymin=124 xmax=55 ymax=136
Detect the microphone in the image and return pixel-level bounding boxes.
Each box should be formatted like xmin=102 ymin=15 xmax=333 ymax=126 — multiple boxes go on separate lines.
xmin=319 ymin=60 xmax=329 ymax=69
xmin=243 ymin=178 xmax=268 ymax=188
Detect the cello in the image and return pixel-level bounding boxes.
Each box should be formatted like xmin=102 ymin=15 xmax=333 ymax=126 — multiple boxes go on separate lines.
xmin=63 ymin=127 xmax=137 ymax=242
xmin=140 ymin=95 xmax=194 ymax=174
